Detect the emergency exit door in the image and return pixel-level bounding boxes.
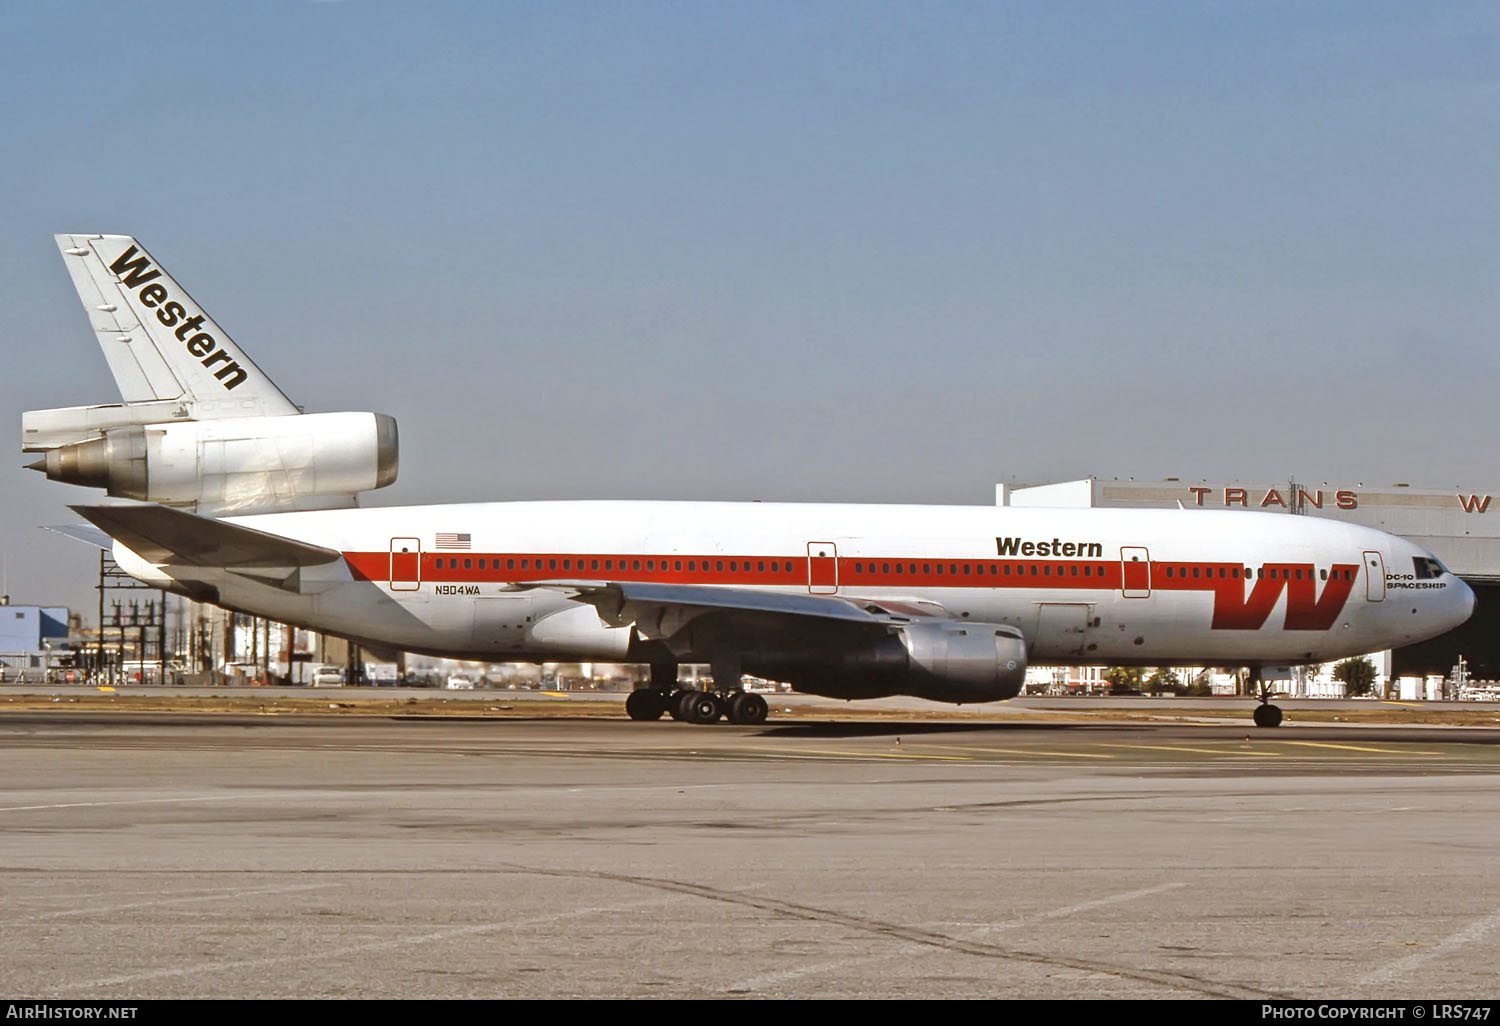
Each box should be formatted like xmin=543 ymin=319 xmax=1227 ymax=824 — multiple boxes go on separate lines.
xmin=807 ymin=542 xmax=838 ymax=595
xmin=1363 ymin=550 xmax=1385 ymax=602
xmin=1120 ymin=546 xmax=1150 ymax=598
xmin=390 ymin=537 xmax=421 ymax=591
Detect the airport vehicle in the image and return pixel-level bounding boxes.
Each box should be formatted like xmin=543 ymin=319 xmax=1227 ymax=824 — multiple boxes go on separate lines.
xmin=23 ymin=235 xmax=1477 ymax=727
xmin=309 ymin=665 xmax=345 ymax=688
xmin=444 ymin=674 xmax=475 ymax=690
xmin=365 ymin=662 xmax=399 ymax=687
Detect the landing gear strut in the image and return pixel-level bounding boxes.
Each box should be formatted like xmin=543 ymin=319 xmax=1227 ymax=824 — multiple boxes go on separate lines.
xmin=1249 ymin=667 xmax=1283 ymax=728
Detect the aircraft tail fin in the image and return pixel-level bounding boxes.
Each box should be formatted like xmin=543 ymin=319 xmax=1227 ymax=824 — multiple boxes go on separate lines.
xmin=54 ymin=234 xmax=299 ymax=418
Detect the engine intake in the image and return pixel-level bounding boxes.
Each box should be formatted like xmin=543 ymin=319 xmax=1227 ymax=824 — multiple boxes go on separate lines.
xmin=896 ymin=621 xmax=1028 ymax=703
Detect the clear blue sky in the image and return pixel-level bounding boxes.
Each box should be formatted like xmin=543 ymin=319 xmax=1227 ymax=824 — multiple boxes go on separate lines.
xmin=1 ymin=2 xmax=1497 ymax=616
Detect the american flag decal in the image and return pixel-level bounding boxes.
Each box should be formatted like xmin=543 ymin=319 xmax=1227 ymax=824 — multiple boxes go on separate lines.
xmin=435 ymin=533 xmax=471 ymax=550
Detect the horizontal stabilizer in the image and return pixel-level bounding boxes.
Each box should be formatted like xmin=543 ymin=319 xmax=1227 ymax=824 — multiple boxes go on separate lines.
xmin=70 ymin=502 xmax=341 ymax=568
xmin=43 ymin=523 xmax=114 ymax=550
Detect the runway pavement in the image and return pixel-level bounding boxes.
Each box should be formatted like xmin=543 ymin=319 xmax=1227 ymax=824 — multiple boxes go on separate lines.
xmin=0 ymin=710 xmax=1496 ymax=999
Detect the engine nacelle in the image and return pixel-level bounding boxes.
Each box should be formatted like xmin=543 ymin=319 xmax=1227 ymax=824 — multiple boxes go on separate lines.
xmin=31 ymin=411 xmax=398 ymax=515
xmin=782 ymin=619 xmax=1028 ymax=704
xmin=895 ymin=621 xmax=1028 ymax=703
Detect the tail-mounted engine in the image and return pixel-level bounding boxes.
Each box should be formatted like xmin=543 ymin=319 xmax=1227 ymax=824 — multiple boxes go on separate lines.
xmin=24 ymin=407 xmax=397 ymax=515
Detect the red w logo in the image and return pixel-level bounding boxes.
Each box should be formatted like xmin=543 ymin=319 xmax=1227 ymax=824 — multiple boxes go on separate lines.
xmin=1211 ymin=564 xmax=1358 ymax=630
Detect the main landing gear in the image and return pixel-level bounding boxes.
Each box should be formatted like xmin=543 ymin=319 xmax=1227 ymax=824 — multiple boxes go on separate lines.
xmin=1248 ymin=667 xmax=1283 ymax=728
xmin=624 ymin=661 xmax=771 ymax=726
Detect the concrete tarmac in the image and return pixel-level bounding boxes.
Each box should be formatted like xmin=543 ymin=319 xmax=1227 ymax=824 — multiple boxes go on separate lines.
xmin=0 ymin=711 xmax=1497 ymax=999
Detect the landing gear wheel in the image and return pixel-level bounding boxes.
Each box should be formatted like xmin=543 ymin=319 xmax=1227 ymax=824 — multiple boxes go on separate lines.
xmin=684 ymin=690 xmax=723 ymax=724
xmin=1253 ymin=703 xmax=1283 ymax=728
xmin=727 ymin=691 xmax=768 ymax=725
xmin=626 ymin=689 xmax=665 ymax=721
xmin=669 ymin=689 xmax=691 ymax=721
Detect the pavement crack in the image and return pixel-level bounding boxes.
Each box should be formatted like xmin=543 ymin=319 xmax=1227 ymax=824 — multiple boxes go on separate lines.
xmin=498 ymin=862 xmax=1282 ymax=999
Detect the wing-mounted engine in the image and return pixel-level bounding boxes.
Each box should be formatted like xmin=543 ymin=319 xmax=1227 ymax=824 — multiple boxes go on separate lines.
xmin=573 ymin=582 xmax=1029 ymax=705
xmin=885 ymin=620 xmax=1028 ymax=703
xmin=25 ymin=408 xmax=398 ymax=515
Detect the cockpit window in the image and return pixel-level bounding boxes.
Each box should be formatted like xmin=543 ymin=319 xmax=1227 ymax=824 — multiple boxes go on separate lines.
xmin=1413 ymin=556 xmax=1447 ymax=580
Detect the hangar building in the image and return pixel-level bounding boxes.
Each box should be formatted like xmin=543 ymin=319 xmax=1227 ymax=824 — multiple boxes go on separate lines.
xmin=1000 ymin=478 xmax=1500 ymax=679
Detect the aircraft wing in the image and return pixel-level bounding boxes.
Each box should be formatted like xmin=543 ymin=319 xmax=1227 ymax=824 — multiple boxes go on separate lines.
xmin=564 ymin=581 xmax=952 ymax=642
xmin=70 ymin=502 xmax=341 ymax=568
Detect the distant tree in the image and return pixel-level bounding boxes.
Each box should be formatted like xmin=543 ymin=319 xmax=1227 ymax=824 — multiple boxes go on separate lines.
xmin=1104 ymin=667 xmax=1143 ymax=693
xmin=1145 ymin=668 xmax=1181 ymax=694
xmin=1186 ymin=669 xmax=1214 ymax=696
xmin=1333 ymin=657 xmax=1377 ymax=697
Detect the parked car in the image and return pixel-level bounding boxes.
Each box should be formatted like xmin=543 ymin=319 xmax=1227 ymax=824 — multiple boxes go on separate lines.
xmin=444 ymin=674 xmax=474 ymax=690
xmin=310 ymin=665 xmax=346 ymax=687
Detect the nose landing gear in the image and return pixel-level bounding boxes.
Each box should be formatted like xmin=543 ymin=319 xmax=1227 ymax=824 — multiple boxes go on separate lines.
xmin=1249 ymin=667 xmax=1283 ymax=728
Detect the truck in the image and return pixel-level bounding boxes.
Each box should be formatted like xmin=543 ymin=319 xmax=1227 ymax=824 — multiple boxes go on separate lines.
xmin=364 ymin=662 xmax=399 ymax=687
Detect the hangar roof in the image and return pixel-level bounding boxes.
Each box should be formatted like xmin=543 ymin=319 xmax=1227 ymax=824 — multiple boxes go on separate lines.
xmin=1002 ymin=478 xmax=1500 ymax=582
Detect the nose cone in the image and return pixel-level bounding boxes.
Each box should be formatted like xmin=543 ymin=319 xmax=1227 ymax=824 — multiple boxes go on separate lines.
xmin=1453 ymin=576 xmax=1478 ymax=627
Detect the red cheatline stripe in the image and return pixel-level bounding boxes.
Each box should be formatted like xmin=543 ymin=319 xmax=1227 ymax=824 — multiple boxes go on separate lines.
xmin=345 ymin=550 xmax=1334 ymax=592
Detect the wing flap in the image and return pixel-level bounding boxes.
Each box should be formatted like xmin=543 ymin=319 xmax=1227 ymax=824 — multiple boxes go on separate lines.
xmin=70 ymin=502 xmax=341 ymax=568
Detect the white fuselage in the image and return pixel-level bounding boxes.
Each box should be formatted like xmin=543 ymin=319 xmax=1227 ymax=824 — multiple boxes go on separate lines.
xmin=115 ymin=499 xmax=1475 ymax=675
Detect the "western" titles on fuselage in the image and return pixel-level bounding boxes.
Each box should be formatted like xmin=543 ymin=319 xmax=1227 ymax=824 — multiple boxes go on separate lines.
xmin=996 ymin=536 xmax=1104 ymax=558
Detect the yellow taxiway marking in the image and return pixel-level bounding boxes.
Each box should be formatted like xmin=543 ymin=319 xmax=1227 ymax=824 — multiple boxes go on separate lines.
xmin=1096 ymin=742 xmax=1278 ymax=757
xmin=915 ymin=743 xmax=1115 ymax=760
xmin=742 ymin=746 xmax=973 ymax=762
xmin=1381 ymin=701 xmax=1426 ymax=708
xmin=95 ymin=686 xmax=116 ymax=693
xmin=1277 ymin=740 xmax=1442 ymax=756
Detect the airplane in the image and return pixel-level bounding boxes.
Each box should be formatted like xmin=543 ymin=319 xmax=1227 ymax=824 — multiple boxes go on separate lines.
xmin=22 ymin=235 xmax=1476 ymax=727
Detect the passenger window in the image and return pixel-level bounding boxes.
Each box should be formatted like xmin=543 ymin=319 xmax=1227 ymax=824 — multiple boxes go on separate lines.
xmin=675 ymin=560 xmax=683 ymax=571
xmin=562 ymin=559 xmax=570 ymax=570
xmin=936 ymin=564 xmax=944 ymax=575
xmin=1070 ymin=565 xmax=1077 ymax=576
xmin=716 ymin=561 xmax=724 ymax=572
xmin=465 ymin=558 xmax=473 ymax=570
xmin=757 ymin=561 xmax=764 ymax=572
xmin=1192 ymin=567 xmax=1200 ymax=579
xmin=882 ymin=562 xmax=891 ymax=573
xmin=896 ymin=564 xmax=904 ymax=574
xmin=632 ymin=560 xmax=641 ymax=571
xmin=549 ymin=559 xmax=557 ymax=570
xmin=1320 ymin=568 xmax=1327 ymax=580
